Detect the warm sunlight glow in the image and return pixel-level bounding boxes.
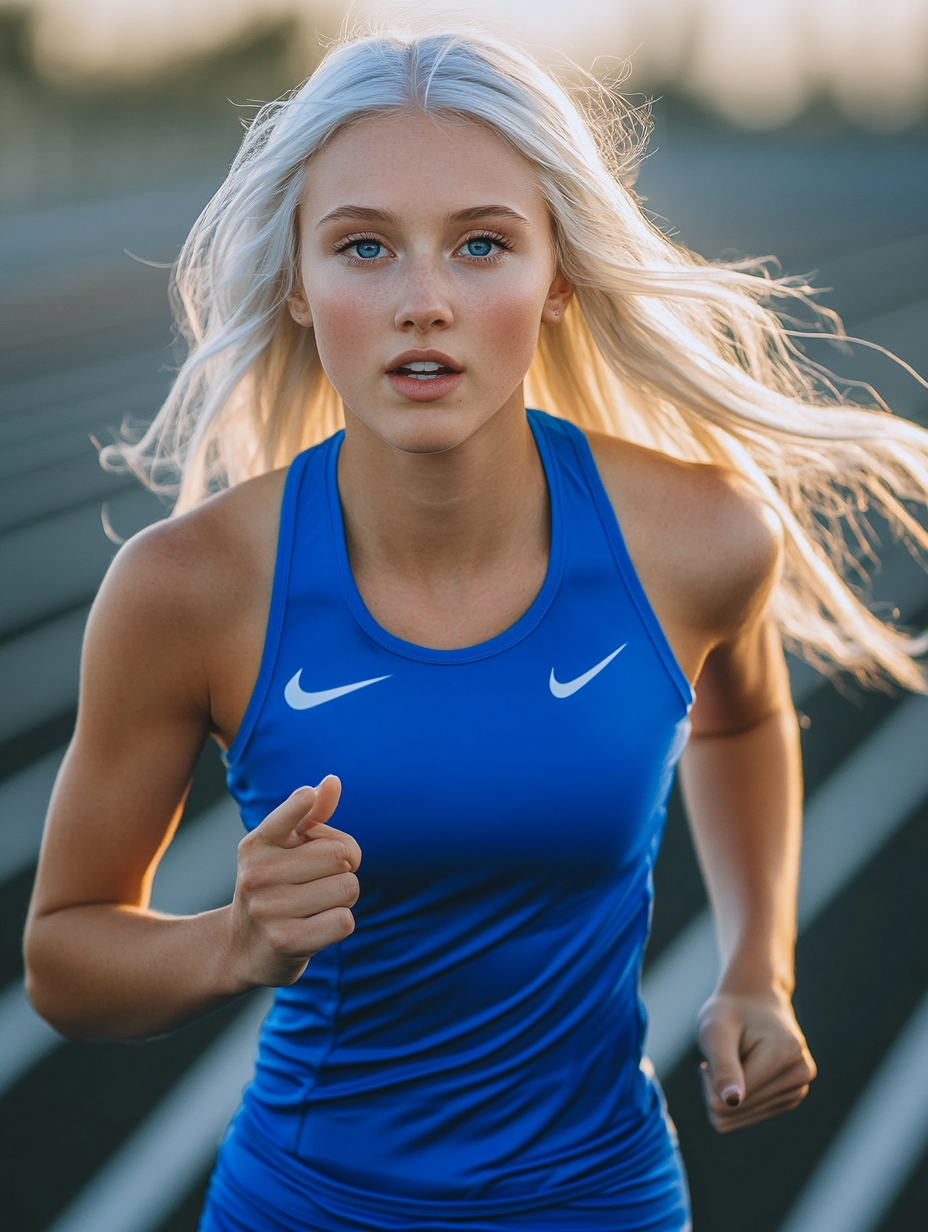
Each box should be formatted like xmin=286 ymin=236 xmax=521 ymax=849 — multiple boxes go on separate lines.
xmin=24 ymin=0 xmax=928 ymax=131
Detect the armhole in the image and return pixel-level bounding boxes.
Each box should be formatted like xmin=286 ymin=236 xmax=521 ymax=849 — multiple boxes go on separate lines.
xmin=224 ymin=452 xmax=310 ymax=768
xmin=564 ymin=422 xmax=694 ymax=712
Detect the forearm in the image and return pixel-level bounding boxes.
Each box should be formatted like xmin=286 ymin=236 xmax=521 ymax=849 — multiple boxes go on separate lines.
xmin=679 ymin=706 xmax=803 ymax=997
xmin=24 ymin=903 xmax=250 ymax=1040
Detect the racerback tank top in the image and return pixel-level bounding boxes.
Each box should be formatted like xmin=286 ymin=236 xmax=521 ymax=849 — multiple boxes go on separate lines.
xmin=211 ymin=409 xmax=694 ymax=1230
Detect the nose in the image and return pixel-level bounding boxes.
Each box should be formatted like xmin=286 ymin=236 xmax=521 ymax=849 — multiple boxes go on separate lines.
xmin=393 ymin=259 xmax=453 ymax=334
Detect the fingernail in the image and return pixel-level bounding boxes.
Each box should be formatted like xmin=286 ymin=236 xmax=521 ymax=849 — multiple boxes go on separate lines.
xmin=721 ymin=1085 xmax=741 ymax=1107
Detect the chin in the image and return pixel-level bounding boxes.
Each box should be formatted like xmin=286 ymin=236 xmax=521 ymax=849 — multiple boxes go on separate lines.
xmin=353 ymin=404 xmax=498 ymax=456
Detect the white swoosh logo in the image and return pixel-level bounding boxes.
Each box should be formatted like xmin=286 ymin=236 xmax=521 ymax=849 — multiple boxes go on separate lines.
xmin=284 ymin=669 xmax=391 ymax=710
xmin=549 ymin=644 xmax=627 ymax=699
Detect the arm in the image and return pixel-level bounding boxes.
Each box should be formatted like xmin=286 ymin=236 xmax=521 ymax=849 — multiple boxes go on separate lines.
xmin=585 ymin=432 xmax=817 ymax=1131
xmin=681 ymin=617 xmax=816 ymax=1131
xmin=23 ymin=505 xmax=360 ymax=1041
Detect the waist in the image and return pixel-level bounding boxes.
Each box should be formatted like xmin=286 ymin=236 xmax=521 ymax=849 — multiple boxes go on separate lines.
xmin=228 ymin=1068 xmax=678 ymax=1217
xmin=245 ymin=984 xmax=659 ymax=1205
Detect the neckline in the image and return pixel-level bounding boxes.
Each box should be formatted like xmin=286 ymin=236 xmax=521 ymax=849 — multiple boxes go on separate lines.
xmin=325 ymin=409 xmax=565 ymax=665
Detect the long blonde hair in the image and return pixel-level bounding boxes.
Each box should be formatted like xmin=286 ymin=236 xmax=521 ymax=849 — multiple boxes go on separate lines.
xmin=103 ymin=23 xmax=928 ymax=690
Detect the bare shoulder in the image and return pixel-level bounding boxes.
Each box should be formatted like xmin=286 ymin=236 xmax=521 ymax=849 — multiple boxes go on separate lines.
xmin=96 ymin=469 xmax=286 ymax=623
xmin=585 ymin=430 xmax=781 ymax=649
xmin=84 ymin=468 xmax=288 ymax=734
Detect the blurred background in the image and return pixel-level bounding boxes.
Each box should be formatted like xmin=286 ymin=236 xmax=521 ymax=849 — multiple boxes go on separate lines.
xmin=1 ymin=2 xmax=927 ymax=1230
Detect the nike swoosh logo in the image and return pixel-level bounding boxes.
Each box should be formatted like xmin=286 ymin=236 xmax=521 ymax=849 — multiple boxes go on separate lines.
xmin=284 ymin=670 xmax=391 ymax=710
xmin=549 ymin=644 xmax=627 ymax=699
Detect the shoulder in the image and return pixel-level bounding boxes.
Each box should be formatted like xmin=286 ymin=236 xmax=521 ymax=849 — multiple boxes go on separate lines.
xmin=85 ymin=468 xmax=288 ymax=686
xmin=584 ymin=429 xmax=781 ymax=645
xmin=98 ymin=468 xmax=287 ymax=614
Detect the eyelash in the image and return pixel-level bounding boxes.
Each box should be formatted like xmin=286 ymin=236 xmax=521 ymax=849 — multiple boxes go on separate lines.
xmin=332 ymin=230 xmax=514 ymax=263
xmin=459 ymin=231 xmax=512 ymax=262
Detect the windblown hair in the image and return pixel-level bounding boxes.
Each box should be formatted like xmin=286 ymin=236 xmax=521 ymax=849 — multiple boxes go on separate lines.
xmin=103 ymin=23 xmax=928 ymax=689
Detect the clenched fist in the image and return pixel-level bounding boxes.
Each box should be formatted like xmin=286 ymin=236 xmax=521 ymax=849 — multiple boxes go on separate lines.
xmin=697 ymin=989 xmax=816 ymax=1133
xmin=225 ymin=777 xmax=361 ymax=989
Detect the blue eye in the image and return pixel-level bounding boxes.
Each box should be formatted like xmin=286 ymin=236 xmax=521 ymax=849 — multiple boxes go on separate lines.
xmin=464 ymin=237 xmax=495 ymax=257
xmin=353 ymin=241 xmax=383 ymax=259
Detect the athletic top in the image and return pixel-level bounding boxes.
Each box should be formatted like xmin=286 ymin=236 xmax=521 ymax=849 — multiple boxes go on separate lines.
xmin=213 ymin=409 xmax=693 ymax=1230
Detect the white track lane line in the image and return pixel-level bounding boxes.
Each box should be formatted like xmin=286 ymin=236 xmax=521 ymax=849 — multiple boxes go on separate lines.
xmin=0 ymin=796 xmax=242 ymax=1099
xmin=0 ymin=980 xmax=62 ymax=1096
xmin=778 ymin=987 xmax=928 ymax=1232
xmin=46 ymin=989 xmax=273 ymax=1232
xmin=643 ymin=693 xmax=928 ymax=1075
xmin=0 ymin=747 xmax=64 ymax=886
xmin=149 ymin=796 xmax=241 ymax=915
xmin=0 ymin=606 xmax=89 ymax=744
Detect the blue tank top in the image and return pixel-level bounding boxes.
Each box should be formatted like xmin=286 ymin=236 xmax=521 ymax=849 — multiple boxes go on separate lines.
xmin=213 ymin=410 xmax=693 ymax=1231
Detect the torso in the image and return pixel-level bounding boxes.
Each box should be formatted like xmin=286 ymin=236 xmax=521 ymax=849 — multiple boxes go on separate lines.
xmin=212 ymin=411 xmax=693 ymax=1220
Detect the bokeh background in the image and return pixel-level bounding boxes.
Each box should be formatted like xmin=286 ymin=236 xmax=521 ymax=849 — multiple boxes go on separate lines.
xmin=1 ymin=2 xmax=928 ymax=1230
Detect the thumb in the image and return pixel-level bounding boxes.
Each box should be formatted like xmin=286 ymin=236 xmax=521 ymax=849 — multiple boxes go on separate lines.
xmin=700 ymin=1018 xmax=746 ymax=1108
xmin=255 ymin=777 xmax=340 ymax=849
xmin=295 ymin=775 xmax=341 ymax=836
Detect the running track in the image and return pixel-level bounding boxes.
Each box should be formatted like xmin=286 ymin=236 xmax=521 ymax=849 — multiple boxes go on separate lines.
xmin=1 ymin=131 xmax=927 ymax=1232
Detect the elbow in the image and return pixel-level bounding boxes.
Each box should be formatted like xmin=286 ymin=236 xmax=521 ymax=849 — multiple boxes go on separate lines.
xmin=23 ymin=973 xmax=88 ymax=1043
xmin=22 ymin=919 xmax=95 ymax=1042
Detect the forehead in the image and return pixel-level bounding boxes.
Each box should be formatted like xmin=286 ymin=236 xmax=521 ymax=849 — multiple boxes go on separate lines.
xmin=301 ymin=110 xmax=545 ymax=223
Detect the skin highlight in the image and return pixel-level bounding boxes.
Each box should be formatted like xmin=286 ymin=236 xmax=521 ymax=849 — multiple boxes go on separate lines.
xmin=24 ymin=110 xmax=814 ymax=1134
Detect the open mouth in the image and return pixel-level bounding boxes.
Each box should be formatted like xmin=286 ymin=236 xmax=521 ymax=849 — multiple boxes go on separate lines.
xmin=390 ymin=361 xmax=457 ymax=381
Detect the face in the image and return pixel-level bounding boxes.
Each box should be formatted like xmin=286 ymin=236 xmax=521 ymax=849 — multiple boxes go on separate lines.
xmin=288 ymin=110 xmax=573 ymax=454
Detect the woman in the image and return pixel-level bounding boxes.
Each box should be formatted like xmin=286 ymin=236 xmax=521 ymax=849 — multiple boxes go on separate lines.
xmin=24 ymin=26 xmax=928 ymax=1232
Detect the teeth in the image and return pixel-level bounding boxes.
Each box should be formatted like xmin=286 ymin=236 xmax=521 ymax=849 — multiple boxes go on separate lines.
xmin=394 ymin=358 xmax=454 ymax=381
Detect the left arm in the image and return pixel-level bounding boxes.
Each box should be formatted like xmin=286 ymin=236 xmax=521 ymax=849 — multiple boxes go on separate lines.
xmin=586 ymin=433 xmax=817 ymax=1132
xmin=681 ymin=616 xmax=816 ymax=1132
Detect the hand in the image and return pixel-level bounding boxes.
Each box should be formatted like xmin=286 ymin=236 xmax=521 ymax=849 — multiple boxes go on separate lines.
xmin=225 ymin=778 xmax=361 ymax=990
xmin=696 ymin=989 xmax=816 ymax=1132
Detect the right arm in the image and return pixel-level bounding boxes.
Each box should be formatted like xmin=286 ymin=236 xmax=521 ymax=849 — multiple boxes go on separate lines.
xmin=23 ymin=507 xmax=360 ymax=1041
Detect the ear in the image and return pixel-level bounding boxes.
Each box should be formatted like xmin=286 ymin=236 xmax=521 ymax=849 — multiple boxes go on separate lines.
xmin=287 ymin=281 xmax=313 ymax=329
xmin=541 ymin=270 xmax=574 ymax=326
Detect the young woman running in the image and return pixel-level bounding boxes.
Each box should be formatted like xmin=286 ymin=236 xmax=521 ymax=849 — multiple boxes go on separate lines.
xmin=24 ymin=26 xmax=928 ymax=1232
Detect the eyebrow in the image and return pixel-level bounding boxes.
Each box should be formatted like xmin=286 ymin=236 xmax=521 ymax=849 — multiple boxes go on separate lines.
xmin=446 ymin=205 xmax=530 ymax=226
xmin=316 ymin=206 xmax=399 ymax=228
xmin=316 ymin=204 xmax=530 ymax=228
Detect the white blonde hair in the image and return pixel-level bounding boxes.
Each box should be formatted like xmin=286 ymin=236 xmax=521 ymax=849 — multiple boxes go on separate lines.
xmin=103 ymin=23 xmax=928 ymax=690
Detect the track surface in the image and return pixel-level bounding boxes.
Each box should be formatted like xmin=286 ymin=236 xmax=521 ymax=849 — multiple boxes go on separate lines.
xmin=1 ymin=132 xmax=927 ymax=1232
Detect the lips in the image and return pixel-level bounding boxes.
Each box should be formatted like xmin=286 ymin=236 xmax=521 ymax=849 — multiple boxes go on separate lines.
xmin=385 ymin=350 xmax=464 ymax=401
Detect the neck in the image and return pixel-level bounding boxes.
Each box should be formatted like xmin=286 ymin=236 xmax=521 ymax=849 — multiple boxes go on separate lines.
xmin=335 ymin=393 xmax=550 ymax=648
xmin=338 ymin=394 xmax=546 ymax=576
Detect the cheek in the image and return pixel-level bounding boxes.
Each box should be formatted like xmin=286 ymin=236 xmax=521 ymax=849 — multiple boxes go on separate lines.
xmin=309 ymin=285 xmax=381 ymax=383
xmin=467 ymin=282 xmax=545 ymax=379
